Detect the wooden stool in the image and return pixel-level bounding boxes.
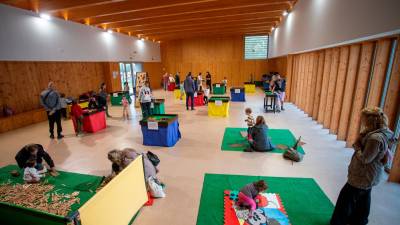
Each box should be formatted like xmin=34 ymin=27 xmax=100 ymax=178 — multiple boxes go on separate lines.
xmin=264 ymin=93 xmax=277 ymax=113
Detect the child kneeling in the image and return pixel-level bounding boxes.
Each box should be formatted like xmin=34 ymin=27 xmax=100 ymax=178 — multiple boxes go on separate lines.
xmin=237 ymin=180 xmax=268 ymax=217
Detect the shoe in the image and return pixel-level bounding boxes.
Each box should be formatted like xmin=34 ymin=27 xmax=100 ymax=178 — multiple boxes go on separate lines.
xmin=281 ymin=106 xmax=285 ymax=111
xmin=191 ymin=108 xmax=195 ymax=110
xmin=57 ymin=134 xmax=64 ymax=139
xmin=50 ymin=134 xmax=55 ymax=139
xmin=186 ymin=108 xmax=189 ymax=110
xmin=244 ymin=148 xmax=254 ymax=152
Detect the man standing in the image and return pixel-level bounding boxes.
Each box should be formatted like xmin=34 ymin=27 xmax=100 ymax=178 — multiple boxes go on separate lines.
xmin=162 ymin=72 xmax=168 ymax=91
xmin=184 ymin=72 xmax=195 ymax=110
xmin=40 ymin=81 xmax=63 ymax=139
xmin=206 ymin=71 xmax=212 ymax=92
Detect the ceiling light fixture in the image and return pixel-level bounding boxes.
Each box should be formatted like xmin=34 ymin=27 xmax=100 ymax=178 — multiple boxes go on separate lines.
xmin=107 ymin=29 xmax=113 ymax=34
xmin=282 ymin=10 xmax=288 ymax=16
xmin=141 ymin=38 xmax=145 ymax=41
xmin=40 ymin=13 xmax=51 ymax=20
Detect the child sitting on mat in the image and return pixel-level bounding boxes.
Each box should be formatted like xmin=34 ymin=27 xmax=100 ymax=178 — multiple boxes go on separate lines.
xmin=71 ymin=99 xmax=84 ymax=136
xmin=245 ymin=108 xmax=255 ymax=139
xmin=237 ymin=180 xmax=268 ymax=217
xmin=121 ymin=95 xmax=130 ymax=120
xmin=23 ymin=158 xmax=44 ymax=183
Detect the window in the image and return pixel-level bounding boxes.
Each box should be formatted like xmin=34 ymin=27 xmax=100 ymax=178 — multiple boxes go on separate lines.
xmin=119 ymin=62 xmax=143 ymax=94
xmin=244 ymin=35 xmax=269 ymax=59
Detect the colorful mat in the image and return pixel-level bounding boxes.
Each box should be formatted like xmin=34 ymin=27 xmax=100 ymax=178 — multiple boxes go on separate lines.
xmin=221 ymin=128 xmax=305 ymax=154
xmin=224 ymin=190 xmax=290 ymax=225
xmin=196 ymin=174 xmax=334 ymax=225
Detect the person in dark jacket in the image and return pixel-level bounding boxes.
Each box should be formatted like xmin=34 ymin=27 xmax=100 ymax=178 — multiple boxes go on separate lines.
xmin=40 ymin=81 xmax=63 ymax=139
xmin=206 ymin=71 xmax=212 ymax=92
xmin=175 ymin=72 xmax=180 ymax=88
xmin=98 ymin=83 xmax=111 ymax=117
xmin=184 ymin=72 xmax=196 ymax=110
xmin=15 ymin=144 xmax=58 ymax=176
xmin=245 ymin=116 xmax=275 ymax=152
xmin=330 ymin=107 xmax=396 ymax=225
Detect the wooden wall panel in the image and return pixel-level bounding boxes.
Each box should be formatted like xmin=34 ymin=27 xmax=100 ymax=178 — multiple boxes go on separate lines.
xmin=312 ymin=51 xmax=325 ymax=120
xmin=389 ymin=144 xmax=400 ymax=183
xmin=161 ymin=35 xmax=269 ymax=87
xmin=285 ymin=55 xmax=293 ymax=101
xmin=103 ymin=62 xmax=122 ymax=93
xmin=366 ymin=39 xmax=391 ymax=107
xmin=317 ymin=49 xmax=332 ymax=124
xmin=330 ymin=46 xmax=350 ymax=134
xmin=383 ymin=37 xmax=400 ymax=130
xmin=308 ymin=53 xmax=319 ymax=116
xmin=0 ymin=61 xmax=106 ymax=115
xmin=143 ymin=62 xmax=163 ymax=89
xmin=323 ymin=48 xmax=340 ymax=128
xmin=346 ymin=42 xmax=374 ymax=147
xmin=337 ymin=45 xmax=361 ymax=140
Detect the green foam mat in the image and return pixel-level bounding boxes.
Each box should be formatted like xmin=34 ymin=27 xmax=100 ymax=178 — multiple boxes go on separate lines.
xmin=0 ymin=165 xmax=103 ymax=225
xmin=221 ymin=128 xmax=305 ymax=154
xmin=196 ymin=174 xmax=334 ymax=225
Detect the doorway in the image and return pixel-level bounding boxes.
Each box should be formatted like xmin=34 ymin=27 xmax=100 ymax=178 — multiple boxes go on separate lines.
xmin=119 ymin=62 xmax=143 ymax=95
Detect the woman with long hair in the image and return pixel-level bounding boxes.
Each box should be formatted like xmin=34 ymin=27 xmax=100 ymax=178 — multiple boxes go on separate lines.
xmin=246 ymin=116 xmax=275 ymax=152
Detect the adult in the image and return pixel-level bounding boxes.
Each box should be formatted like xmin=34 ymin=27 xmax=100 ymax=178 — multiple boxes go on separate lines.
xmin=123 ymin=82 xmax=129 ymax=93
xmin=139 ymin=81 xmax=152 ymax=118
xmin=205 ymin=71 xmax=212 ymax=92
xmin=175 ymin=72 xmax=180 ymax=88
xmin=184 ymin=72 xmax=196 ymax=110
xmin=269 ymin=75 xmax=282 ymax=112
xmin=162 ymin=72 xmax=168 ymax=91
xmin=107 ymin=148 xmax=158 ymax=180
xmin=15 ymin=143 xmax=58 ymax=176
xmin=40 ymin=81 xmax=63 ymax=139
xmin=98 ymin=83 xmax=111 ymax=117
xmin=330 ymin=107 xmax=395 ymax=225
xmin=277 ymin=75 xmax=286 ymax=111
xmin=246 ymin=116 xmax=275 ymax=152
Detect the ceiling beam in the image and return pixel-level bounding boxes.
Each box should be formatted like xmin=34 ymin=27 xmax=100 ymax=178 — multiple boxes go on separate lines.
xmin=87 ymin=1 xmax=290 ymax=25
xmin=107 ymin=11 xmax=281 ymax=29
xmin=120 ymin=18 xmax=276 ymax=33
xmin=152 ymin=29 xmax=270 ymax=41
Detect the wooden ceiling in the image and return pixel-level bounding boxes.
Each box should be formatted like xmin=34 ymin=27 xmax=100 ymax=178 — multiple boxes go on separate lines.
xmin=1 ymin=0 xmax=297 ymax=42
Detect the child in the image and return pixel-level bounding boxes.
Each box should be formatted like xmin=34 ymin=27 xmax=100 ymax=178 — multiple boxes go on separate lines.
xmin=203 ymin=85 xmax=210 ymax=105
xmin=121 ymin=96 xmax=130 ymax=120
xmin=245 ymin=108 xmax=255 ymax=138
xmin=23 ymin=158 xmax=44 ymax=183
xmin=60 ymin=93 xmax=68 ymax=119
xmin=222 ymin=77 xmax=228 ymax=93
xmin=71 ymin=99 xmax=84 ymax=136
xmin=237 ymin=180 xmax=268 ymax=217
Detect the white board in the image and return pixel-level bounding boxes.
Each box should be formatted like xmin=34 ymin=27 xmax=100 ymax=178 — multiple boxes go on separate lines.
xmin=113 ymin=93 xmax=118 ymax=97
xmin=215 ymin=100 xmax=223 ymax=106
xmin=235 ymin=89 xmax=241 ymax=93
xmin=148 ymin=121 xmax=158 ymax=130
xmin=216 ymin=84 xmax=220 ymax=88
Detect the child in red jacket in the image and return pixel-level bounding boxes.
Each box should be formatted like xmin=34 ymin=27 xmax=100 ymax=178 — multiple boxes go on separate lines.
xmin=71 ymin=99 xmax=84 ymax=136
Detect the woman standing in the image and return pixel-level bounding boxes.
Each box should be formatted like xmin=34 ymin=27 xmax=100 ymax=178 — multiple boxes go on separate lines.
xmin=98 ymin=83 xmax=111 ymax=117
xmin=246 ymin=116 xmax=275 ymax=152
xmin=330 ymin=107 xmax=395 ymax=225
xmin=206 ymin=71 xmax=212 ymax=92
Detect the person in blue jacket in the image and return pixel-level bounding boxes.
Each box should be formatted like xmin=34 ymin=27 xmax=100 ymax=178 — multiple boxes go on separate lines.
xmin=184 ymin=72 xmax=196 ymax=110
xmin=246 ymin=116 xmax=275 ymax=152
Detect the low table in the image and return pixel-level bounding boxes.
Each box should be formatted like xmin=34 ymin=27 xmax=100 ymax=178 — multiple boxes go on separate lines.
xmin=244 ymin=82 xmax=256 ymax=93
xmin=212 ymin=83 xmax=226 ymax=95
xmin=264 ymin=91 xmax=278 ymax=113
xmin=110 ymin=91 xmax=131 ymax=106
xmin=230 ymin=87 xmax=245 ymax=102
xmin=188 ymin=92 xmax=205 ymax=106
xmin=72 ymin=110 xmax=107 ymax=133
xmin=167 ymin=83 xmax=175 ymax=91
xmin=208 ymin=96 xmax=230 ymax=117
xmin=139 ymin=114 xmax=181 ymax=147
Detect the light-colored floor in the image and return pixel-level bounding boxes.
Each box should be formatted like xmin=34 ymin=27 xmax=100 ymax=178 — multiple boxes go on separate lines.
xmin=0 ymin=89 xmax=399 ymax=225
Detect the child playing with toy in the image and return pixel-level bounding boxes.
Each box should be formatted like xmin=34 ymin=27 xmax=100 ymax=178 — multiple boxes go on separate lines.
xmin=244 ymin=108 xmax=255 ymax=138
xmin=237 ymin=180 xmax=268 ymax=217
xmin=23 ymin=158 xmax=44 ymax=183
xmin=121 ymin=95 xmax=130 ymax=120
xmin=70 ymin=99 xmax=84 ymax=136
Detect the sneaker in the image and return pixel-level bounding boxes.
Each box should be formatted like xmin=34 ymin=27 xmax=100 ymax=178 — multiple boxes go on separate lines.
xmin=244 ymin=148 xmax=254 ymax=152
xmin=191 ymin=108 xmax=195 ymax=110
xmin=57 ymin=134 xmax=64 ymax=139
xmin=281 ymin=106 xmax=285 ymax=111
xmin=50 ymin=134 xmax=55 ymax=139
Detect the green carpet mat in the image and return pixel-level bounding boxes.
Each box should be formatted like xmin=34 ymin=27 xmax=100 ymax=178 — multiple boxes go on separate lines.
xmin=196 ymin=174 xmax=334 ymax=225
xmin=0 ymin=165 xmax=103 ymax=225
xmin=221 ymin=128 xmax=305 ymax=154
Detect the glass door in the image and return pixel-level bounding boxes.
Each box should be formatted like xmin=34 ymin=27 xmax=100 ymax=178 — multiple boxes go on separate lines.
xmin=119 ymin=62 xmax=143 ymax=95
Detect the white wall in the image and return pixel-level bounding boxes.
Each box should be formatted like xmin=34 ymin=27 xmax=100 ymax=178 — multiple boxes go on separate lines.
xmin=269 ymin=0 xmax=400 ymax=58
xmin=0 ymin=4 xmax=161 ymax=62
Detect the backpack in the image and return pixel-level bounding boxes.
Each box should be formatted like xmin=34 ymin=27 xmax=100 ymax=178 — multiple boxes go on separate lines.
xmin=283 ymin=136 xmax=304 ymax=162
xmin=146 ymin=151 xmax=160 ymax=167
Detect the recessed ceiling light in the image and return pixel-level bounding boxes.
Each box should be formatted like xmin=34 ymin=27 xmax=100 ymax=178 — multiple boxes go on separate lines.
xmin=107 ymin=29 xmax=113 ymax=34
xmin=141 ymin=38 xmax=145 ymax=41
xmin=282 ymin=10 xmax=288 ymax=16
xmin=40 ymin=13 xmax=51 ymax=20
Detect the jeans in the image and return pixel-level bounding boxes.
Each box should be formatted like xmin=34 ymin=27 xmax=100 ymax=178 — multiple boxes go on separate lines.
xmin=330 ymin=183 xmax=371 ymax=225
xmin=141 ymin=102 xmax=151 ymax=118
xmin=47 ymin=110 xmax=62 ymax=136
xmin=60 ymin=108 xmax=67 ymax=119
xmin=186 ymin=92 xmax=194 ymax=109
